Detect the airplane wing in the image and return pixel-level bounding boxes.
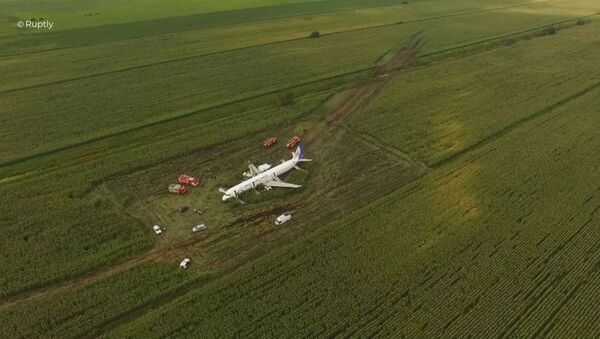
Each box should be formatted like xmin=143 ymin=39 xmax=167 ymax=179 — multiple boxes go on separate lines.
xmin=248 ymin=163 xmax=259 ymax=176
xmin=264 ymin=180 xmax=301 ymax=188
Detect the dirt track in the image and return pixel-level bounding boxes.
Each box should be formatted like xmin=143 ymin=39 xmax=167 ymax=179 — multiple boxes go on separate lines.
xmin=0 ymin=36 xmax=423 ymax=310
xmin=307 ymin=34 xmax=423 ymax=150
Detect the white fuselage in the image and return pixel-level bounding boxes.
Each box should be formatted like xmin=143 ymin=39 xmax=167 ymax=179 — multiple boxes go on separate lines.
xmin=222 ymin=159 xmax=297 ymax=201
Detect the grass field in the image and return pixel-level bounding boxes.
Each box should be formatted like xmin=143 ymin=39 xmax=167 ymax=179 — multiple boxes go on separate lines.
xmin=350 ymin=17 xmax=600 ymax=165
xmin=104 ymin=85 xmax=600 ymax=337
xmin=0 ymin=0 xmax=399 ymax=36
xmin=2 ymin=0 xmax=593 ymax=163
xmin=1 ymin=0 xmax=600 ymax=337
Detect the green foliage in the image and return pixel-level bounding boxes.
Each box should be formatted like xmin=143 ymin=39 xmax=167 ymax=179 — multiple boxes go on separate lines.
xmin=0 ymin=25 xmax=389 ymax=163
xmin=1 ymin=0 xmax=577 ymax=164
xmin=351 ymin=21 xmax=600 ymax=165
xmin=2 ymin=0 xmax=600 ymax=337
xmin=0 ymin=0 xmax=405 ymax=38
xmin=0 ymin=261 xmax=207 ymax=338
xmin=0 ymin=90 xmax=328 ymax=298
xmin=108 ymin=86 xmax=600 ymax=338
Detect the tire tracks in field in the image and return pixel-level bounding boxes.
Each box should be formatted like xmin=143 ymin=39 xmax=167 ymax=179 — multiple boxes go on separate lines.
xmin=0 ymin=38 xmax=423 ymax=326
xmin=305 ymin=32 xmax=424 ymax=150
xmin=0 ymin=35 xmax=437 ymax=337
xmin=0 ymin=3 xmax=593 ymax=333
xmin=3 ymin=15 xmax=591 ymax=187
xmin=431 ymin=80 xmax=600 ymax=169
xmin=0 ymin=12 xmax=587 ymax=309
xmin=0 ymin=0 xmax=551 ymax=95
xmin=0 ymin=68 xmax=367 ymax=172
xmin=0 ymin=228 xmax=213 ymax=309
xmin=0 ymin=11 xmax=584 ymax=177
xmin=0 ymin=247 xmax=157 ymax=309
xmin=0 ymin=197 xmax=297 ymax=310
xmin=349 ymin=129 xmax=428 ymax=173
xmin=5 ymin=13 xmax=581 ymax=179
xmin=0 ymin=183 xmax=198 ymax=308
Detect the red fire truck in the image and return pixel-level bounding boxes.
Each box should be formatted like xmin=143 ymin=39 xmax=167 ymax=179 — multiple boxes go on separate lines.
xmin=178 ymin=175 xmax=200 ymax=187
xmin=286 ymin=136 xmax=300 ymax=149
xmin=263 ymin=137 xmax=278 ymax=148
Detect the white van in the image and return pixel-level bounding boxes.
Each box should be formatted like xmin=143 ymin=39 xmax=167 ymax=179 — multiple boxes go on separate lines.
xmin=275 ymin=213 xmax=292 ymax=225
xmin=180 ymin=258 xmax=191 ymax=269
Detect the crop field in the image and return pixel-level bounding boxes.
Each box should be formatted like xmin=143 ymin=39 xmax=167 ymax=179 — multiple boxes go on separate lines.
xmin=0 ymin=0 xmax=409 ymax=38
xmin=104 ymin=76 xmax=600 ymax=339
xmin=0 ymin=260 xmax=212 ymax=338
xmin=2 ymin=0 xmax=594 ymax=163
xmin=351 ymin=18 xmax=600 ymax=165
xmin=1 ymin=0 xmax=600 ymax=337
xmin=0 ymin=0 xmax=556 ymax=77
xmin=0 ymin=89 xmax=332 ymax=298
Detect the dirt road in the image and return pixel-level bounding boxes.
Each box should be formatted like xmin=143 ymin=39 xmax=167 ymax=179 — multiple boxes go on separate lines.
xmin=307 ymin=34 xmax=423 ymax=150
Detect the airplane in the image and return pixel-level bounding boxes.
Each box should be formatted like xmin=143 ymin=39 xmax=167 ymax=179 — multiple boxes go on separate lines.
xmin=219 ymin=143 xmax=311 ymax=203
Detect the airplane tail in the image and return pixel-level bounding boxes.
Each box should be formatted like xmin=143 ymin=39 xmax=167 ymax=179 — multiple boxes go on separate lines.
xmin=293 ymin=142 xmax=312 ymax=162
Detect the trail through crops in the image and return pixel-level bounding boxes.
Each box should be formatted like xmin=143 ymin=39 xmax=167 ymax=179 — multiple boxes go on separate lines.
xmin=307 ymin=33 xmax=424 ymax=150
xmin=0 ymin=35 xmax=424 ymax=311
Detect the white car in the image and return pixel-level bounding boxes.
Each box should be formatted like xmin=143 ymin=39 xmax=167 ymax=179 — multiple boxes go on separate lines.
xmin=275 ymin=213 xmax=292 ymax=226
xmin=192 ymin=224 xmax=207 ymax=232
xmin=152 ymin=225 xmax=163 ymax=235
xmin=180 ymin=258 xmax=191 ymax=269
